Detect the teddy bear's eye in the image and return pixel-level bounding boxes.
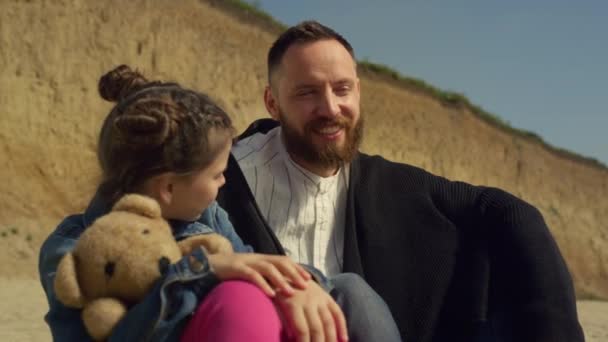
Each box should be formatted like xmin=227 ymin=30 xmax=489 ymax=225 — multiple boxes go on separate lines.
xmin=142 ymin=229 xmax=150 ymax=235
xmin=105 ymin=261 xmax=115 ymax=278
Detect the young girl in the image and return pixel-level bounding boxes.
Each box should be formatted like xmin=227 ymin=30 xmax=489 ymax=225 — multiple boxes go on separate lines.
xmin=39 ymin=65 xmax=401 ymax=342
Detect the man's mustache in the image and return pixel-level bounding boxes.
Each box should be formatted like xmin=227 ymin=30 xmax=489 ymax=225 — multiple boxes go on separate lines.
xmin=306 ymin=117 xmax=351 ymax=131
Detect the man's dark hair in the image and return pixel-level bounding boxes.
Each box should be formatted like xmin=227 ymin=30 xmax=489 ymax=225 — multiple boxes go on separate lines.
xmin=267 ymin=20 xmax=355 ymax=84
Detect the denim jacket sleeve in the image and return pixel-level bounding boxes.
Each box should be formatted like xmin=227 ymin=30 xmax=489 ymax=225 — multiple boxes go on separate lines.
xmin=199 ymin=201 xmax=254 ymax=253
xmin=39 ymin=219 xmax=90 ymax=341
xmin=299 ymin=264 xmax=334 ymax=292
xmin=39 ymin=215 xmax=219 ymax=342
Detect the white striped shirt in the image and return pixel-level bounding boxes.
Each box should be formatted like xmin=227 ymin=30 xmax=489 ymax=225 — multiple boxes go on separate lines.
xmin=232 ymin=127 xmax=348 ymax=276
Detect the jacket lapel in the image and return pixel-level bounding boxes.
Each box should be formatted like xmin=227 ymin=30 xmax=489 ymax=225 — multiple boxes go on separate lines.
xmin=218 ymin=155 xmax=285 ymax=255
xmin=347 ymin=154 xmax=460 ymax=342
xmin=341 ymin=157 xmax=365 ymax=276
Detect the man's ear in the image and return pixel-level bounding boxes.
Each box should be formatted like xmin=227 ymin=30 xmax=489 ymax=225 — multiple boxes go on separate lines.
xmin=264 ymin=86 xmax=280 ymax=120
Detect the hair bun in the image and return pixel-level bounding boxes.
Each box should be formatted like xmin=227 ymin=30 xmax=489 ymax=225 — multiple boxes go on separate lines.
xmin=113 ymin=105 xmax=175 ymax=149
xmin=98 ymin=65 xmax=149 ymax=102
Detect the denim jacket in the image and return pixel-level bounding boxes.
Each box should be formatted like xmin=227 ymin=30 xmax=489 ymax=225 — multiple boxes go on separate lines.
xmin=39 ymin=194 xmax=331 ymax=341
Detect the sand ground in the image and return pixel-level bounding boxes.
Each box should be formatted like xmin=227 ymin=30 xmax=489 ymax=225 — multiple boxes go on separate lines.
xmin=0 ymin=277 xmax=605 ymax=342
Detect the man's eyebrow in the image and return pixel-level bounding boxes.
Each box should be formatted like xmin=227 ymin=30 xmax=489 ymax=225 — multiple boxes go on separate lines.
xmin=291 ymin=84 xmax=318 ymax=93
xmin=293 ymin=79 xmax=355 ymax=90
xmin=334 ymin=79 xmax=355 ymax=86
xmin=293 ymin=84 xmax=318 ymax=90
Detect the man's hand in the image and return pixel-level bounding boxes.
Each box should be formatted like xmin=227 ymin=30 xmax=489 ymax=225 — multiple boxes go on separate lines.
xmin=274 ymin=281 xmax=348 ymax=342
xmin=207 ymin=252 xmax=311 ymax=297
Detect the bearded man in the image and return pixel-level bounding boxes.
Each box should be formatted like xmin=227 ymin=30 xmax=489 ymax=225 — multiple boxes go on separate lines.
xmin=218 ymin=20 xmax=583 ymax=342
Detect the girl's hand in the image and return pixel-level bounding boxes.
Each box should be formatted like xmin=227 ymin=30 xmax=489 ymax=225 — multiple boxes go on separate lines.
xmin=274 ymin=281 xmax=349 ymax=342
xmin=206 ymin=252 xmax=311 ymax=297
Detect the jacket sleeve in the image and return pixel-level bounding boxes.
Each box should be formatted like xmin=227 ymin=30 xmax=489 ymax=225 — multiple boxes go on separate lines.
xmin=429 ymin=176 xmax=584 ymax=342
xmin=299 ymin=264 xmax=334 ymax=293
xmin=109 ymin=248 xmax=219 ymax=342
xmin=39 ymin=234 xmax=92 ymax=341
xmin=207 ymin=202 xmax=254 ymax=253
xmin=39 ymin=223 xmax=220 ymax=342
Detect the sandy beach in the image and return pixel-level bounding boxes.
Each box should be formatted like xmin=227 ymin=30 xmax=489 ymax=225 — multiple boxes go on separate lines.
xmin=1 ymin=277 xmax=605 ymax=341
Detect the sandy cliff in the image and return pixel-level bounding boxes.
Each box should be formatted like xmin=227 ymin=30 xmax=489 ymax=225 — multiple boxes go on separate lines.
xmin=1 ymin=0 xmax=606 ymax=299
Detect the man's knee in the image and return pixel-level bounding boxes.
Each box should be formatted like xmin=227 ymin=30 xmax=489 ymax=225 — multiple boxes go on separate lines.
xmin=329 ymin=273 xmax=402 ymax=341
xmin=331 ymin=272 xmax=375 ymax=298
xmin=330 ymin=272 xmax=391 ymax=314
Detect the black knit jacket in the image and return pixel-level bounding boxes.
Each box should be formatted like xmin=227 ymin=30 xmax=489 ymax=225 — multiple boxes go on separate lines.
xmin=217 ymin=119 xmax=584 ymax=342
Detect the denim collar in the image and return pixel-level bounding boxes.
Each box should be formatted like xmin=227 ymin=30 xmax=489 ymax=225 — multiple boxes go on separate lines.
xmin=82 ymin=190 xmax=113 ymax=227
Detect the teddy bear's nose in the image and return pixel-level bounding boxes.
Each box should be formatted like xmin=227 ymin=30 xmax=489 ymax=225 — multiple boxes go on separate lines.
xmin=105 ymin=261 xmax=116 ymax=278
xmin=158 ymin=256 xmax=171 ymax=275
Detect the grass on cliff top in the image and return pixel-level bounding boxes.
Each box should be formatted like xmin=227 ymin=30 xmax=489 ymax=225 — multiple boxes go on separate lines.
xmin=207 ymin=0 xmax=607 ymax=170
xmin=357 ymin=61 xmax=607 ymax=169
xmin=205 ymin=0 xmax=286 ymax=32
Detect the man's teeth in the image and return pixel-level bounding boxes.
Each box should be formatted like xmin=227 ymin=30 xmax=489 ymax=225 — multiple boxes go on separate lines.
xmin=317 ymin=126 xmax=341 ymax=134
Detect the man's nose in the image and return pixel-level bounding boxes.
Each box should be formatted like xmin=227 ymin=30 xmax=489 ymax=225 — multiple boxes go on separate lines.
xmin=317 ymin=90 xmax=340 ymax=118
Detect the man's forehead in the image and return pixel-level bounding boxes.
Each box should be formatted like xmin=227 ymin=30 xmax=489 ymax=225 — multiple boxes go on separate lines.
xmin=281 ymin=40 xmax=354 ymax=66
xmin=275 ymin=42 xmax=356 ymax=81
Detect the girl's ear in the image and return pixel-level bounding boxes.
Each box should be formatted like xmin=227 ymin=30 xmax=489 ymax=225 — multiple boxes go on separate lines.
xmin=142 ymin=173 xmax=174 ymax=208
xmin=157 ymin=173 xmax=175 ymax=207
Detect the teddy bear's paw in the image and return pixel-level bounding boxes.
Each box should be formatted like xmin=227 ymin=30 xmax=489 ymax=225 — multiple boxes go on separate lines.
xmin=179 ymin=234 xmax=233 ymax=255
xmin=54 ymin=252 xmax=86 ymax=308
xmin=82 ymin=298 xmax=128 ymax=341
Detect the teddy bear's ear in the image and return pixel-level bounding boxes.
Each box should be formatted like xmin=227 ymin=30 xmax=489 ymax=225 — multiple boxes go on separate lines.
xmin=54 ymin=252 xmax=86 ymax=308
xmin=112 ymin=194 xmax=162 ymax=218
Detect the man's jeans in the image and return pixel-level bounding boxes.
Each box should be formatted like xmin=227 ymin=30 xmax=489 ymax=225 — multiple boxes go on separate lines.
xmin=331 ymin=273 xmax=402 ymax=342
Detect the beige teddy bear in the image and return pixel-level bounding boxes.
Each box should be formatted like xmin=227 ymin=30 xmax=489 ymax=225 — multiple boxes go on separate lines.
xmin=53 ymin=194 xmax=232 ymax=341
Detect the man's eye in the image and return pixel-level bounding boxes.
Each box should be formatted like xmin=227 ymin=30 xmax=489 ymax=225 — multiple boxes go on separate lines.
xmin=296 ymin=90 xmax=314 ymax=97
xmin=335 ymin=86 xmax=351 ymax=96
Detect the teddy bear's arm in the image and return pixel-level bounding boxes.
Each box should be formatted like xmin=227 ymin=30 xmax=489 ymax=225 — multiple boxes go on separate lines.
xmin=82 ymin=297 xmax=128 ymax=341
xmin=54 ymin=252 xmax=87 ymax=308
xmin=178 ymin=234 xmax=233 ymax=256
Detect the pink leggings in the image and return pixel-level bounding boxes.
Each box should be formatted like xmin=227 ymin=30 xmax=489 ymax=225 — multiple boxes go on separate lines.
xmin=180 ymin=280 xmax=288 ymax=342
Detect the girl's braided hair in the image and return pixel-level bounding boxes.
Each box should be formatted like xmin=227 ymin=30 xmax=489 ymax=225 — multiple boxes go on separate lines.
xmin=97 ymin=65 xmax=235 ymax=203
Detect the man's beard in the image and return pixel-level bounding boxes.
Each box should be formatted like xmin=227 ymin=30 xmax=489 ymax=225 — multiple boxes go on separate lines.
xmin=279 ymin=111 xmax=364 ymax=170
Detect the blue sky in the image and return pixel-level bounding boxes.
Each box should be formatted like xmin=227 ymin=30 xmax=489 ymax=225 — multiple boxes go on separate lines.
xmin=253 ymin=0 xmax=608 ymax=166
